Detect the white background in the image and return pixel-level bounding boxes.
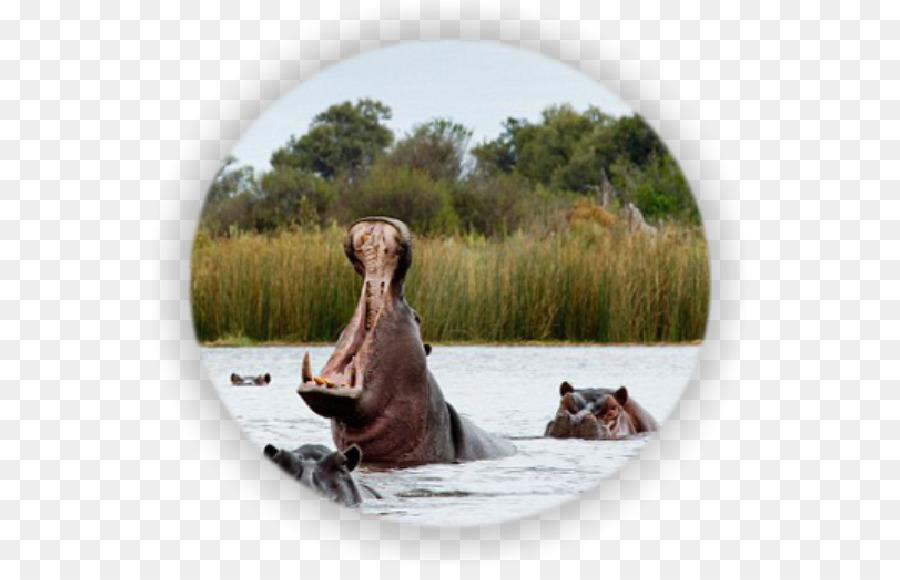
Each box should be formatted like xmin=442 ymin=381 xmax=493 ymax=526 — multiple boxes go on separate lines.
xmin=2 ymin=0 xmax=895 ymax=578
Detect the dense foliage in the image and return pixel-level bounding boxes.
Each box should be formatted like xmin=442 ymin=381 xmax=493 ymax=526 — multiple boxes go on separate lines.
xmin=199 ymin=99 xmax=700 ymax=238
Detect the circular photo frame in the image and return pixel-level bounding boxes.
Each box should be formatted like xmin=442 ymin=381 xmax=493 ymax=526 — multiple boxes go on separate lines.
xmin=192 ymin=41 xmax=708 ymax=526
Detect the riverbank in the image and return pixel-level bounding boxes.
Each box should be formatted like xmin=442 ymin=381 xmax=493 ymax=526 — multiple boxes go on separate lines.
xmin=191 ymin=227 xmax=709 ymax=344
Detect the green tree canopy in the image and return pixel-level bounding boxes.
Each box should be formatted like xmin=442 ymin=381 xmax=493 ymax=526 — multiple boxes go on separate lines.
xmin=606 ymin=114 xmax=666 ymax=167
xmin=387 ymin=118 xmax=472 ymax=182
xmin=207 ymin=155 xmax=257 ymax=204
xmin=343 ymin=164 xmax=458 ymax=235
xmin=452 ymin=173 xmax=531 ymax=237
xmin=254 ymin=168 xmax=334 ymax=229
xmin=472 ymin=107 xmax=663 ymax=192
xmin=200 ymin=100 xmax=700 ymax=238
xmin=270 ymin=99 xmax=394 ymax=180
xmin=610 ymin=153 xmax=697 ymax=223
xmin=471 ymin=117 xmax=523 ymax=177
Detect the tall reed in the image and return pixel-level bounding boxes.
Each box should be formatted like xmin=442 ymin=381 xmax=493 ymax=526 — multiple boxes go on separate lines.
xmin=191 ymin=226 xmax=709 ymax=343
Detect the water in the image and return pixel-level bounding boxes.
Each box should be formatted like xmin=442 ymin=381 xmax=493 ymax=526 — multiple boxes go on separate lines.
xmin=202 ymin=345 xmax=699 ymax=526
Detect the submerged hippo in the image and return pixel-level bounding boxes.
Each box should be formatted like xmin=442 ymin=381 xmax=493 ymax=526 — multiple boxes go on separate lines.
xmin=297 ymin=216 xmax=515 ymax=465
xmin=263 ymin=443 xmax=375 ymax=506
xmin=544 ymin=382 xmax=658 ymax=440
xmin=231 ymin=372 xmax=271 ymax=386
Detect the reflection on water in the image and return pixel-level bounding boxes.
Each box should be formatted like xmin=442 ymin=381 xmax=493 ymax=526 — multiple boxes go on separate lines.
xmin=202 ymin=345 xmax=699 ymax=526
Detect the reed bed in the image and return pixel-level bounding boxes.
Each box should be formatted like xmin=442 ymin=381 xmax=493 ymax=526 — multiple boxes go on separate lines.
xmin=191 ymin=226 xmax=709 ymax=344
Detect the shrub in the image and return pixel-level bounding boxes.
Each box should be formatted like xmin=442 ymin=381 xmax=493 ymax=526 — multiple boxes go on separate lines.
xmin=340 ymin=165 xmax=459 ymax=235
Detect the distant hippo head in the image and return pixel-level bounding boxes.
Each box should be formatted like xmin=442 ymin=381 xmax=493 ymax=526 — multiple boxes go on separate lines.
xmin=263 ymin=443 xmax=363 ymax=506
xmin=545 ymin=382 xmax=658 ymax=440
xmin=231 ymin=373 xmax=271 ymax=386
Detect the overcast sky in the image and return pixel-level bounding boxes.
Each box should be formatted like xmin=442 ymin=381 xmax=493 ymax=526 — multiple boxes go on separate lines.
xmin=230 ymin=41 xmax=633 ymax=171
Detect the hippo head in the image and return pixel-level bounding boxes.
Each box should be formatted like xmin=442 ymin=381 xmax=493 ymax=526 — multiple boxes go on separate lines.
xmin=297 ymin=217 xmax=427 ymax=426
xmin=231 ymin=373 xmax=271 ymax=386
xmin=594 ymin=387 xmax=636 ymax=439
xmin=295 ymin=217 xmax=515 ymax=464
xmin=264 ymin=443 xmax=363 ymax=506
xmin=546 ymin=383 xmax=643 ymax=440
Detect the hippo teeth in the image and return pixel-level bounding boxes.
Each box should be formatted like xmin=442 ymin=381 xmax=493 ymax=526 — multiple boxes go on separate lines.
xmin=302 ymin=351 xmax=312 ymax=383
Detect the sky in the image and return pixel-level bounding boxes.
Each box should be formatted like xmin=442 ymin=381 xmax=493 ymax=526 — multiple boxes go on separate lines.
xmin=230 ymin=41 xmax=633 ymax=171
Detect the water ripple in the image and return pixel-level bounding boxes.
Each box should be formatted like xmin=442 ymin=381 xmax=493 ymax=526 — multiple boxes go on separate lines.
xmin=202 ymin=345 xmax=698 ymax=526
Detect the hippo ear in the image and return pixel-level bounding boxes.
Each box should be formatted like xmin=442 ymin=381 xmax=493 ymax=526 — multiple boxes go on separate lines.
xmin=263 ymin=444 xmax=278 ymax=458
xmin=322 ymin=448 xmax=358 ymax=472
xmin=264 ymin=373 xmax=271 ymax=384
xmin=424 ymin=343 xmax=432 ymax=356
xmin=559 ymin=381 xmax=575 ymax=396
xmin=615 ymin=386 xmax=629 ymax=406
xmin=343 ymin=445 xmax=362 ymax=471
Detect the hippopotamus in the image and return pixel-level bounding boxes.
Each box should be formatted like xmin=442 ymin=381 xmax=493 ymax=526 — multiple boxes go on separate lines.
xmin=297 ymin=216 xmax=515 ymax=465
xmin=263 ymin=443 xmax=373 ymax=506
xmin=544 ymin=381 xmax=658 ymax=440
xmin=231 ymin=372 xmax=271 ymax=386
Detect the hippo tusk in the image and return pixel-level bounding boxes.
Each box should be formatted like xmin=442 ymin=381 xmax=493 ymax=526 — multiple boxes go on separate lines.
xmin=302 ymin=351 xmax=312 ymax=383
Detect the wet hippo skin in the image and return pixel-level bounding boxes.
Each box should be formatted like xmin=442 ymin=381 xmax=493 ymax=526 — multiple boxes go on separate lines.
xmin=544 ymin=381 xmax=658 ymax=440
xmin=297 ymin=217 xmax=515 ymax=466
xmin=264 ymin=443 xmax=371 ymax=506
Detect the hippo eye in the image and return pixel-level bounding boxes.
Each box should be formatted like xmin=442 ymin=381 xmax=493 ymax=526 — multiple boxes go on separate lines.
xmin=316 ymin=475 xmax=343 ymax=499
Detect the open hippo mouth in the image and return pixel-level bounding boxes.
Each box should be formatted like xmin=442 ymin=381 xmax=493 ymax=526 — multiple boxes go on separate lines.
xmin=295 ymin=216 xmax=514 ymax=464
xmin=297 ymin=217 xmax=414 ymax=418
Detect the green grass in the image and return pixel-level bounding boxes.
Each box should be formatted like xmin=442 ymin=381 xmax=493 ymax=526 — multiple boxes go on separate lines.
xmin=190 ymin=225 xmax=709 ymax=344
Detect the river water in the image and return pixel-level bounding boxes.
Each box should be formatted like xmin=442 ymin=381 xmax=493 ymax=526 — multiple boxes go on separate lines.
xmin=202 ymin=345 xmax=699 ymax=527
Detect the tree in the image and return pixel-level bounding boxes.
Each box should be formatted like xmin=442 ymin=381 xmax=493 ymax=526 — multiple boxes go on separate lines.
xmin=201 ymin=156 xmax=260 ymax=235
xmin=207 ymin=155 xmax=257 ymax=204
xmin=607 ymin=114 xmax=666 ymax=167
xmin=204 ymin=192 xmax=256 ymax=236
xmin=470 ymin=107 xmax=669 ymax=197
xmin=452 ymin=174 xmax=531 ymax=237
xmin=471 ymin=117 xmax=523 ymax=176
xmin=270 ymin=99 xmax=394 ymax=180
xmin=610 ymin=153 xmax=699 ymax=224
xmin=471 ymin=106 xmax=614 ymax=190
xmin=255 ymin=168 xmax=334 ymax=229
xmin=387 ymin=118 xmax=472 ymax=182
xmin=343 ymin=164 xmax=458 ymax=235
